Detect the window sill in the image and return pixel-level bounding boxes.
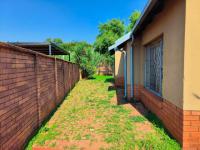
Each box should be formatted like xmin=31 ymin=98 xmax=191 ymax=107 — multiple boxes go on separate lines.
xmin=143 ymin=87 xmax=164 ymax=102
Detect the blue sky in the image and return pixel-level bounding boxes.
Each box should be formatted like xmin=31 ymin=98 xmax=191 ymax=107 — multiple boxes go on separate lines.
xmin=0 ymin=0 xmax=147 ymax=44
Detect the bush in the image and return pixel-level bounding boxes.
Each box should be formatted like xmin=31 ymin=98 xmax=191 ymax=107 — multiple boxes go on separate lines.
xmin=71 ymin=42 xmax=101 ymax=78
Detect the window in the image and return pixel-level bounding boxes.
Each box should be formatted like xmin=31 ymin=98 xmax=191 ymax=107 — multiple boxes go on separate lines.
xmin=144 ymin=38 xmax=163 ymax=96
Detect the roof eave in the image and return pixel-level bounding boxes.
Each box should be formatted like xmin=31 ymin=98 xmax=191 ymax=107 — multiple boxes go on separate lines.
xmin=108 ymin=32 xmax=132 ymax=51
xmin=131 ymin=0 xmax=158 ymax=35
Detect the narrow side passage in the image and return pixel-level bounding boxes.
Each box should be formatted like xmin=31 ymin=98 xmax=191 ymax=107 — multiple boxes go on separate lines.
xmin=27 ymin=76 xmax=180 ymax=150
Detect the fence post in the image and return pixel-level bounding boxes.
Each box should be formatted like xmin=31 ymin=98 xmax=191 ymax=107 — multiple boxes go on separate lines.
xmin=68 ymin=63 xmax=71 ymax=91
xmin=63 ymin=62 xmax=65 ymax=94
xmin=34 ymin=54 xmax=41 ymax=127
xmin=54 ymin=58 xmax=58 ymax=106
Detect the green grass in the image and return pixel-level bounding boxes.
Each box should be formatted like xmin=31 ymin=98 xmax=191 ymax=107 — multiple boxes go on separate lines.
xmin=130 ymin=116 xmax=147 ymax=123
xmin=26 ymin=75 xmax=181 ymax=150
xmin=136 ymin=112 xmax=181 ymax=150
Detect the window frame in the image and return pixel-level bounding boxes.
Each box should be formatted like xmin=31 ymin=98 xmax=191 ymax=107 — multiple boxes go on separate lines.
xmin=144 ymin=38 xmax=163 ymax=97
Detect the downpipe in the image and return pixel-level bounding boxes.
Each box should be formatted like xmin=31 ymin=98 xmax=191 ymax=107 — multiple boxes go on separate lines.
xmin=130 ymin=34 xmax=135 ymax=102
xmin=120 ymin=49 xmax=127 ymax=99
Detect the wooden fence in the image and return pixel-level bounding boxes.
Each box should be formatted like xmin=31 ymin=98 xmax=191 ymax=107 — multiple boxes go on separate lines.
xmin=0 ymin=43 xmax=79 ymax=150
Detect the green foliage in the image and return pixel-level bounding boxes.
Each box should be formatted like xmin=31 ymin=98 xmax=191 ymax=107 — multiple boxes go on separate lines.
xmin=61 ymin=41 xmax=91 ymax=53
xmin=93 ymin=11 xmax=141 ymax=54
xmin=94 ymin=32 xmax=118 ymax=54
xmin=60 ymin=41 xmax=114 ymax=78
xmin=44 ymin=11 xmax=140 ymax=78
xmin=46 ymin=38 xmax=63 ymax=45
xmin=127 ymin=11 xmax=141 ymax=32
xmin=26 ymin=124 xmax=60 ymax=150
xmin=98 ymin=19 xmax=125 ymax=37
xmin=137 ymin=133 xmax=180 ymax=150
xmin=71 ymin=42 xmax=101 ymax=78
xmin=45 ymin=40 xmax=101 ymax=78
xmin=135 ymin=112 xmax=181 ymax=150
xmin=97 ymin=53 xmax=114 ymax=71
xmin=92 ymin=11 xmax=141 ymax=68
xmin=44 ymin=11 xmax=141 ymax=78
xmin=94 ymin=19 xmax=125 ymax=54
xmin=61 ymin=41 xmax=101 ymax=78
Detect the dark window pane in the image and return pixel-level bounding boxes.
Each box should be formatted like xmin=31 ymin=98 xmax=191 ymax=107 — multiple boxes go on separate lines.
xmin=145 ymin=39 xmax=163 ymax=96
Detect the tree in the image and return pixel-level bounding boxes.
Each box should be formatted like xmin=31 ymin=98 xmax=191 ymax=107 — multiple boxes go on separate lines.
xmin=94 ymin=31 xmax=118 ymax=54
xmin=127 ymin=11 xmax=141 ymax=32
xmin=94 ymin=19 xmax=125 ymax=54
xmin=59 ymin=41 xmax=101 ymax=78
xmin=61 ymin=41 xmax=91 ymax=53
xmin=98 ymin=19 xmax=125 ymax=37
xmin=71 ymin=42 xmax=101 ymax=78
xmin=46 ymin=38 xmax=63 ymax=45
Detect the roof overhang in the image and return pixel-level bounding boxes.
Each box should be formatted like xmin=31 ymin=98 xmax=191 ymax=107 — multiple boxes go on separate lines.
xmin=131 ymin=0 xmax=164 ymax=36
xmin=108 ymin=0 xmax=164 ymax=53
xmin=9 ymin=42 xmax=70 ymax=55
xmin=108 ymin=32 xmax=132 ymax=52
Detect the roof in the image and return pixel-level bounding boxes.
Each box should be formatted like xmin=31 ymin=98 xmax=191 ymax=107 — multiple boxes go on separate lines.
xmin=9 ymin=42 xmax=70 ymax=55
xmin=131 ymin=0 xmax=163 ymax=35
xmin=108 ymin=32 xmax=132 ymax=51
xmin=109 ymin=0 xmax=164 ymax=52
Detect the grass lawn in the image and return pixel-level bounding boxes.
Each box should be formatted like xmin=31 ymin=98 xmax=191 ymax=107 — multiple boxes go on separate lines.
xmin=26 ymin=75 xmax=181 ymax=150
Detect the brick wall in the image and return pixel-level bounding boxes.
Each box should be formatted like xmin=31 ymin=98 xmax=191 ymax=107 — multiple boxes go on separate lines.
xmin=182 ymin=110 xmax=200 ymax=149
xmin=0 ymin=43 xmax=79 ymax=150
xmin=127 ymin=84 xmax=142 ymax=100
xmin=114 ymin=77 xmax=124 ymax=88
xmin=131 ymin=85 xmax=200 ymax=149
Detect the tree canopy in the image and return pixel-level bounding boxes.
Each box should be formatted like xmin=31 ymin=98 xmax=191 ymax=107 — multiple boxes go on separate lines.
xmin=127 ymin=11 xmax=141 ymax=32
xmin=45 ymin=10 xmax=141 ymax=78
xmin=98 ymin=19 xmax=125 ymax=37
xmin=94 ymin=19 xmax=125 ymax=54
xmin=46 ymin=38 xmax=63 ymax=45
xmin=93 ymin=11 xmax=141 ymax=54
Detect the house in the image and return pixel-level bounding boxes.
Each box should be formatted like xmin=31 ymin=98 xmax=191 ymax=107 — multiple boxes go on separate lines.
xmin=109 ymin=0 xmax=200 ymax=149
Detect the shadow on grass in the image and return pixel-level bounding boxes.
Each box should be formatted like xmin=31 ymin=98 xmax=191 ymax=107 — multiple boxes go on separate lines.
xmin=88 ymin=77 xmax=96 ymax=80
xmin=130 ymin=102 xmax=177 ymax=141
xmin=145 ymin=111 xmax=175 ymax=139
xmin=108 ymin=85 xmax=116 ymax=91
xmin=114 ymin=87 xmax=178 ymax=143
xmin=104 ymin=78 xmax=114 ymax=84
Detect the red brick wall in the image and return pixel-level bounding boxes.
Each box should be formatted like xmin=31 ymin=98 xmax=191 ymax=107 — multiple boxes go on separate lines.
xmin=115 ymin=77 xmax=124 ymax=87
xmin=139 ymin=87 xmax=183 ymax=142
xmin=131 ymin=85 xmax=200 ymax=149
xmin=127 ymin=84 xmax=142 ymax=100
xmin=182 ymin=111 xmax=200 ymax=149
xmin=0 ymin=43 xmax=79 ymax=150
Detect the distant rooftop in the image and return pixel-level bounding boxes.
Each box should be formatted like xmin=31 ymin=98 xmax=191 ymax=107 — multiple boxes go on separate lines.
xmin=9 ymin=42 xmax=70 ymax=56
